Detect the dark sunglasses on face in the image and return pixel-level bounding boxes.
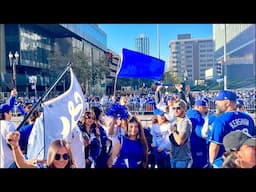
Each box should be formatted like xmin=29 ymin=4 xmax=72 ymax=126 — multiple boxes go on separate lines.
xmin=85 ymin=116 xmax=95 ymax=120
xmin=55 ymin=153 xmax=69 ymax=161
xmin=172 ymin=107 xmax=181 ymax=110
xmin=83 ymin=113 xmax=95 ymax=120
xmin=26 ymin=105 xmax=33 ymax=109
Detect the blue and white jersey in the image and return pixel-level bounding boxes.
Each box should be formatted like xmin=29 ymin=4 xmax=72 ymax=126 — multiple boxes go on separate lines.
xmin=206 ymin=113 xmax=218 ymax=144
xmin=209 ymin=111 xmax=255 ymax=159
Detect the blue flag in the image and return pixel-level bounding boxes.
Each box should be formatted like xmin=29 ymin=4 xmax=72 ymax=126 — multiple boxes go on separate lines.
xmin=27 ymin=68 xmax=85 ymax=163
xmin=117 ymin=48 xmax=165 ymax=81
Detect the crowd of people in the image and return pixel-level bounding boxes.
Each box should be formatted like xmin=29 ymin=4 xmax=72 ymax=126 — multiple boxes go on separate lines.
xmin=0 ymin=86 xmax=255 ymax=169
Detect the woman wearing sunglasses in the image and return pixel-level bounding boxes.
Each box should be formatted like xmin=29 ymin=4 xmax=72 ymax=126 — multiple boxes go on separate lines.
xmin=6 ymin=131 xmax=76 ymax=168
xmin=77 ymin=110 xmax=102 ymax=168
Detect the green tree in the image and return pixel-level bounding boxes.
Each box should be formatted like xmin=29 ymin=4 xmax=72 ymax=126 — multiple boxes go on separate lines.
xmin=47 ymin=47 xmax=70 ymax=77
xmin=47 ymin=42 xmax=71 ymax=96
xmin=89 ymin=53 xmax=110 ymax=95
xmin=163 ymin=70 xmax=180 ymax=92
xmin=92 ymin=53 xmax=110 ymax=85
xmin=48 ymin=44 xmax=111 ymax=95
xmin=72 ymin=50 xmax=90 ymax=93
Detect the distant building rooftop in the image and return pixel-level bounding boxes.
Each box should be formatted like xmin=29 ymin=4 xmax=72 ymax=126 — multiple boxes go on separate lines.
xmin=177 ymin=34 xmax=191 ymax=40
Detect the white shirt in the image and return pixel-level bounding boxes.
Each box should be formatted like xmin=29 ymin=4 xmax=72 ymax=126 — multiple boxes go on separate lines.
xmin=27 ymin=114 xmax=44 ymax=160
xmin=70 ymin=126 xmax=85 ymax=168
xmin=151 ymin=122 xmax=172 ymax=152
xmin=0 ymin=120 xmax=16 ymax=168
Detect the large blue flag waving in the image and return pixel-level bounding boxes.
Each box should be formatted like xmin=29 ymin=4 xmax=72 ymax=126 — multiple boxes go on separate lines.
xmin=117 ymin=48 xmax=165 ymax=81
xmin=27 ymin=68 xmax=85 ymax=166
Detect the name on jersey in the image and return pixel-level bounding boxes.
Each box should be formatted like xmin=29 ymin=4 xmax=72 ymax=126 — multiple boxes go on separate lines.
xmin=229 ymin=118 xmax=249 ymax=129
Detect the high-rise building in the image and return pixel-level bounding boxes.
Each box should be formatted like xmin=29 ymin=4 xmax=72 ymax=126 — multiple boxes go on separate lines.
xmin=169 ymin=34 xmax=214 ymax=82
xmin=213 ymin=24 xmax=256 ymax=89
xmin=135 ymin=34 xmax=150 ymax=55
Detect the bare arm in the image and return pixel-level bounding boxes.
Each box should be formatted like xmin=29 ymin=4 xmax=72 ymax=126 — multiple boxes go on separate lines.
xmin=175 ymin=84 xmax=186 ymax=102
xmin=172 ymin=120 xmax=190 ymax=145
xmin=6 ymin=131 xmax=37 ymax=168
xmin=209 ymin=142 xmax=220 ymax=164
xmin=107 ymin=138 xmax=121 ymax=168
xmin=107 ymin=118 xmax=116 ymax=137
xmin=172 ymin=131 xmax=185 ymax=145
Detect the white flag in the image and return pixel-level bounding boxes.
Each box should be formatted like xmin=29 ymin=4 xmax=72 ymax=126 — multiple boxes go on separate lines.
xmin=27 ymin=68 xmax=85 ymax=167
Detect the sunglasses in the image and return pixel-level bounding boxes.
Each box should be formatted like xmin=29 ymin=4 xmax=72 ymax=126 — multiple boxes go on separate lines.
xmin=172 ymin=107 xmax=181 ymax=110
xmin=85 ymin=116 xmax=95 ymax=120
xmin=55 ymin=153 xmax=69 ymax=161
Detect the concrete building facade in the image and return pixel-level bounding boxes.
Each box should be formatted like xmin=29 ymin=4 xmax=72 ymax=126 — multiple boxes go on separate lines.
xmin=169 ymin=34 xmax=214 ymax=83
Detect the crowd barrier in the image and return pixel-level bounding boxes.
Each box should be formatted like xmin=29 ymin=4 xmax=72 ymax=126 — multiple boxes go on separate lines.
xmin=11 ymin=99 xmax=255 ymax=119
xmin=127 ymin=103 xmax=154 ymax=115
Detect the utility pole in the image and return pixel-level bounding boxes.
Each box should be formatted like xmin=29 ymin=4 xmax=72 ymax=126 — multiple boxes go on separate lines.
xmin=157 ymin=24 xmax=160 ymax=59
xmin=223 ymin=24 xmax=227 ymax=90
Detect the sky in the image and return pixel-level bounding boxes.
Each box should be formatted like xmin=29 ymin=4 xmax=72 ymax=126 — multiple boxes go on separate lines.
xmin=98 ymin=24 xmax=213 ymax=64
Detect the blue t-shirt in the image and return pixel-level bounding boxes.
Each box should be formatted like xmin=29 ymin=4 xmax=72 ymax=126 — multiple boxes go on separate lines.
xmin=19 ymin=123 xmax=34 ymax=153
xmin=186 ymin=109 xmax=208 ymax=168
xmin=113 ymin=136 xmax=144 ymax=168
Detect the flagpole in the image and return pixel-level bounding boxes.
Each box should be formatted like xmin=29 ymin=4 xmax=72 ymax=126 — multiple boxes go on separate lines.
xmin=16 ymin=62 xmax=72 ymax=131
xmin=113 ymin=74 xmax=118 ymax=99
xmin=113 ymin=61 xmax=120 ymax=99
xmin=157 ymin=24 xmax=160 ymax=59
xmin=113 ymin=50 xmax=123 ymax=99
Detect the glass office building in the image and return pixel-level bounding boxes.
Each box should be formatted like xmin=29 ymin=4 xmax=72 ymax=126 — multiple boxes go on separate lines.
xmin=135 ymin=34 xmax=150 ymax=55
xmin=0 ymin=24 xmax=117 ymax=96
xmin=213 ymin=24 xmax=256 ymax=88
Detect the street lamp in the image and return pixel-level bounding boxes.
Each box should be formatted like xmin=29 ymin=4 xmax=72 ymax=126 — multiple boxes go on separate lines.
xmin=8 ymin=51 xmax=19 ymax=87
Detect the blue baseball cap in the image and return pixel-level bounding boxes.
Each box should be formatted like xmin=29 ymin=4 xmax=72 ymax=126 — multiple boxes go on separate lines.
xmin=236 ymin=99 xmax=244 ymax=106
xmin=0 ymin=104 xmax=12 ymax=113
xmin=153 ymin=108 xmax=164 ymax=116
xmin=153 ymin=108 xmax=174 ymax=122
xmin=194 ymin=99 xmax=208 ymax=107
xmin=214 ymin=90 xmax=237 ymax=102
xmin=202 ymin=97 xmax=210 ymax=103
